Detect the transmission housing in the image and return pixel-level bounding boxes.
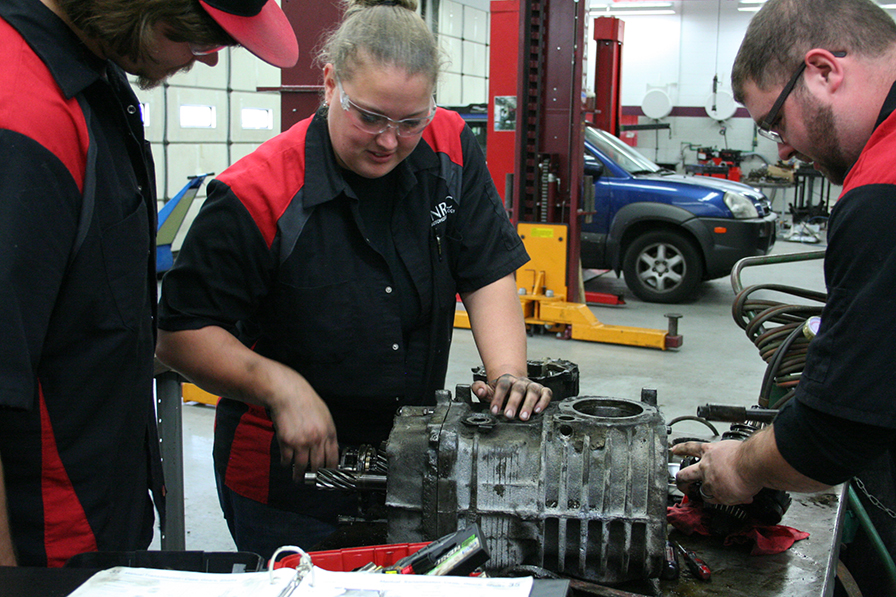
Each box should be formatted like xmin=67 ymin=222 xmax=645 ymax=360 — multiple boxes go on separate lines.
xmin=384 ymin=387 xmax=668 ymax=583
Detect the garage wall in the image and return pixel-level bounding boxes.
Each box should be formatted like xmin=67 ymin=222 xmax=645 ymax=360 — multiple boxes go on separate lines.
xmin=135 ymin=45 xmax=282 ymax=251
xmin=137 ymin=48 xmax=282 ymax=200
xmin=585 ymin=2 xmax=770 ymax=168
xmin=587 ymin=0 xmax=894 ymax=183
xmin=435 ymin=0 xmax=490 ymax=107
xmin=136 ymin=0 xmax=487 ymax=252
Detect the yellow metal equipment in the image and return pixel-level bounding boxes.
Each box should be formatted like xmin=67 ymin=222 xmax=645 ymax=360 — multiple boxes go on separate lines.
xmin=455 ymin=223 xmax=679 ymax=350
xmin=182 ymin=383 xmax=219 ymax=406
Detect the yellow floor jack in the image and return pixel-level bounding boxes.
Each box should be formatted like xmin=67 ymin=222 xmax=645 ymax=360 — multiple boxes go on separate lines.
xmin=455 ymin=223 xmax=683 ymax=350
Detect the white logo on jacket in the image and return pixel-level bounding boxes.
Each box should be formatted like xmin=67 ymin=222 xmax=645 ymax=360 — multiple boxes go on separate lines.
xmin=431 ymin=197 xmax=455 ymax=227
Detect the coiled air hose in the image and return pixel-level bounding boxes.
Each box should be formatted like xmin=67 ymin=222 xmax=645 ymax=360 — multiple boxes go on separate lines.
xmin=731 ymin=283 xmax=826 ymax=408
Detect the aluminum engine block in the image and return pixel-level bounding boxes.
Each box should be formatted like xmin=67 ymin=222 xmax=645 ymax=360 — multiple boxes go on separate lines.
xmin=385 ymin=387 xmax=668 ymax=583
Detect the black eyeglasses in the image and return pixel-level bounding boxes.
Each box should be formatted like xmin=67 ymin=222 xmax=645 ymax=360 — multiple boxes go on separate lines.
xmin=757 ymin=51 xmax=847 ymax=143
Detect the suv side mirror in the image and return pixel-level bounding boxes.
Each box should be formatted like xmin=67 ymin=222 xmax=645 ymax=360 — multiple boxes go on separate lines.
xmin=584 ymin=155 xmax=604 ymax=177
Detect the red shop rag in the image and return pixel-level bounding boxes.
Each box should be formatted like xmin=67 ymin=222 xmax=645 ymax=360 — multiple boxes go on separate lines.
xmin=667 ymin=495 xmax=810 ymax=556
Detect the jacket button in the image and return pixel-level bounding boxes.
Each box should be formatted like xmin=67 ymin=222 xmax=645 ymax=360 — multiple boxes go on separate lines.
xmin=385 ymin=286 xmax=393 ymax=294
xmin=392 ymin=343 xmax=399 ymax=351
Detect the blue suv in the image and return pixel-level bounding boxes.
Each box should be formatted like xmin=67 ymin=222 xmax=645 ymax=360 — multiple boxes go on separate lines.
xmin=581 ymin=125 xmax=777 ymax=303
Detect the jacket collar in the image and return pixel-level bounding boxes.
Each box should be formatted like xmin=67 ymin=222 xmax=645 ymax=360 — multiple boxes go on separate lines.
xmin=301 ymin=110 xmax=441 ymax=208
xmin=1 ymin=0 xmax=107 ymax=100
xmin=873 ymin=80 xmax=896 ymax=130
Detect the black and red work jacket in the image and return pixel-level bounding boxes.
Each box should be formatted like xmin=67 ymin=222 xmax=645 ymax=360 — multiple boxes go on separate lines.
xmin=0 ymin=0 xmax=163 ymax=567
xmin=159 ymin=109 xmax=528 ymax=513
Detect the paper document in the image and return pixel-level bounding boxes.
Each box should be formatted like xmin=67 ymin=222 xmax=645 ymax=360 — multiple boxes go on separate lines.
xmin=65 ymin=564 xmax=533 ymax=597
xmin=66 ymin=565 xmax=299 ymax=597
xmin=301 ymin=567 xmax=533 ymax=597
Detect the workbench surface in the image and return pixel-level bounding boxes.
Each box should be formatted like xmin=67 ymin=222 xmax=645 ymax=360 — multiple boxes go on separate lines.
xmin=0 ymin=483 xmax=843 ymax=597
xmin=661 ymin=486 xmax=844 ymax=596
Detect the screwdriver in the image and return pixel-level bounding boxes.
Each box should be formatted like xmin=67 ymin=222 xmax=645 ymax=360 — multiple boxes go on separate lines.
xmin=675 ymin=542 xmax=711 ymax=581
xmin=660 ymin=539 xmax=680 ymax=580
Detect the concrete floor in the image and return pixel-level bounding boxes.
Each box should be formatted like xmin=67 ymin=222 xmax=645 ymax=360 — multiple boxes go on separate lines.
xmin=152 ymin=232 xmax=828 ymax=553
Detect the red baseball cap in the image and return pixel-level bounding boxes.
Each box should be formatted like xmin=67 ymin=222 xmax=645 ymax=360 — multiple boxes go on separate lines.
xmin=198 ymin=0 xmax=299 ymax=68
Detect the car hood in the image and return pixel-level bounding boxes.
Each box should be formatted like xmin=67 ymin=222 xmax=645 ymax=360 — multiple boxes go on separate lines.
xmin=639 ymin=172 xmax=765 ymax=200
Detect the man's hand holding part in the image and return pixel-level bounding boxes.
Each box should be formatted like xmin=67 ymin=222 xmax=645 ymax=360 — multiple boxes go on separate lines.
xmin=672 ymin=439 xmax=763 ymax=505
xmin=671 ymin=425 xmax=830 ymax=505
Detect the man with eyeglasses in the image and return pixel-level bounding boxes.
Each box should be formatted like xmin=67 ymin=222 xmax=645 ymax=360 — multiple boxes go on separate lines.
xmin=0 ymin=0 xmax=298 ymax=567
xmin=673 ymin=0 xmax=896 ymax=592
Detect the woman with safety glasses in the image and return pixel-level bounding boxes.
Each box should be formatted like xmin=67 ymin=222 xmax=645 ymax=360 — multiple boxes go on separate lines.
xmin=156 ymin=0 xmax=552 ymax=558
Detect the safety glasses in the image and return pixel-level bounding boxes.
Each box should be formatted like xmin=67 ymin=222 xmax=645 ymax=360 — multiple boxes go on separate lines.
xmin=337 ymin=78 xmax=436 ymax=137
xmin=189 ymin=42 xmax=232 ymax=56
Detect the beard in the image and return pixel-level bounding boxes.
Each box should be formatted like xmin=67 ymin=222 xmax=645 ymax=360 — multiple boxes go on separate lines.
xmin=135 ymin=76 xmax=162 ymax=91
xmin=134 ymin=62 xmax=195 ymax=91
xmin=800 ymin=95 xmax=852 ymax=186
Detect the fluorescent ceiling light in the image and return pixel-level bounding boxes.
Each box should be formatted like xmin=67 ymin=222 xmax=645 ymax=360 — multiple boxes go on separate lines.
xmin=589 ymin=2 xmax=676 ymax=15
xmin=600 ymin=9 xmax=675 ymax=15
xmin=610 ymin=1 xmax=672 ymax=6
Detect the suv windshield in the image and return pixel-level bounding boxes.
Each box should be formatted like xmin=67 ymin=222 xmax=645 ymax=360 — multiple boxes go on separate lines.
xmin=585 ymin=126 xmax=664 ymax=175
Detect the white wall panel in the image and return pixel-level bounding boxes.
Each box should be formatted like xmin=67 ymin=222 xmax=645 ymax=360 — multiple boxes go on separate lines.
xmin=463 ymin=6 xmax=488 ymax=45
xmin=166 ymin=87 xmax=228 ymax=143
xmin=676 ymin=3 xmax=751 ymax=107
xmin=229 ymin=91 xmax=281 ymax=143
xmin=439 ymin=0 xmax=464 ymax=38
xmin=461 ymin=74 xmax=487 ymax=105
xmin=438 ymin=72 xmax=463 ymax=106
xmin=230 ymin=143 xmax=266 ymax=165
xmin=462 ymin=39 xmax=487 ymax=79
xmin=453 ymin=0 xmax=488 ymax=11
xmin=582 ymin=3 xmax=764 ymax=165
xmin=230 ymin=47 xmax=282 ymax=92
xmin=441 ymin=35 xmax=463 ymax=74
xmin=164 ymin=143 xmax=229 ymax=199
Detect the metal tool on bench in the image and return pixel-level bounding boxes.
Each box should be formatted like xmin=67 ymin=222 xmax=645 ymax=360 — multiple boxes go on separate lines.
xmin=674 ymin=542 xmax=711 ymax=581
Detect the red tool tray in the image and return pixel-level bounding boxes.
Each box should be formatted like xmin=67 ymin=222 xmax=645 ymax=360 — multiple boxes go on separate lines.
xmin=275 ymin=542 xmax=430 ymax=572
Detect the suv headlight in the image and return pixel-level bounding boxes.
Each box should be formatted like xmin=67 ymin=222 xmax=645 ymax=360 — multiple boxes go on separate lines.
xmin=724 ymin=191 xmax=759 ymax=219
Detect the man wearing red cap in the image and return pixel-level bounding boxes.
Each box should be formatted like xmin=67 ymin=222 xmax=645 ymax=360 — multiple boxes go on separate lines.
xmin=0 ymin=0 xmax=297 ymax=567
